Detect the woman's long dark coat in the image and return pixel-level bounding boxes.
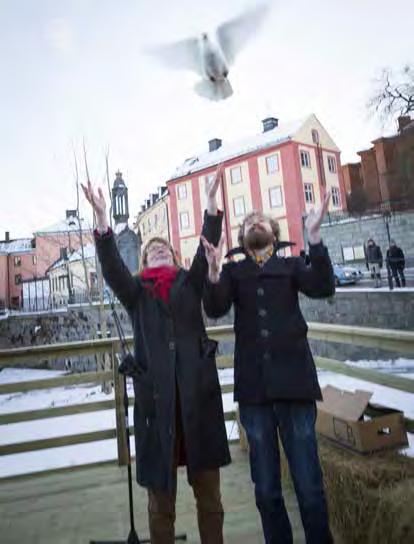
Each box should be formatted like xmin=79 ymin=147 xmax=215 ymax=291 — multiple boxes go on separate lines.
xmin=95 ymin=213 xmax=231 ymax=491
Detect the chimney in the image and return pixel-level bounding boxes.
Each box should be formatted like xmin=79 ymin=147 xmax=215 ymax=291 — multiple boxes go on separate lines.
xmin=60 ymin=247 xmax=68 ymax=260
xmin=262 ymin=117 xmax=278 ymax=132
xmin=398 ymin=116 xmax=412 ymax=132
xmin=5 ymin=232 xmax=10 ymax=242
xmin=66 ymin=209 xmax=77 ymax=219
xmin=208 ymin=138 xmax=222 ymax=152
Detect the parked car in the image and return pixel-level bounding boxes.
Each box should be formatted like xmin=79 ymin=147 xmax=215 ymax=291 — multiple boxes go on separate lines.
xmin=333 ymin=264 xmax=363 ymax=286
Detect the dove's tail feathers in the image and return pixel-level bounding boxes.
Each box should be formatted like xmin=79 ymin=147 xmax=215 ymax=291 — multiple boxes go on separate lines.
xmin=194 ymin=78 xmax=233 ymax=101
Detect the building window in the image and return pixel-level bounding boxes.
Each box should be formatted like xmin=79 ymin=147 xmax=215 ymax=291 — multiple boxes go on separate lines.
xmin=14 ymin=256 xmax=21 ymax=267
xmin=177 ymin=184 xmax=187 ymax=200
xmin=300 ymin=150 xmax=311 ymax=168
xmin=180 ymin=211 xmax=190 ymax=230
xmin=15 ymin=274 xmax=22 ymax=285
xmin=233 ymin=196 xmax=246 ymax=217
xmin=304 ymin=183 xmax=314 ymax=204
xmin=148 ymin=217 xmax=152 ymax=233
xmin=269 ymin=186 xmax=283 ymax=208
xmin=332 ymin=186 xmax=341 ymax=207
xmin=311 ymin=129 xmax=319 ymax=144
xmin=141 ymin=223 xmax=146 ymax=235
xmin=32 ymin=255 xmax=37 ymax=265
xmin=154 ymin=214 xmax=158 ymax=229
xmin=266 ymin=154 xmax=279 ymax=174
xmin=230 ymin=166 xmax=242 ymax=184
xmin=327 ymin=155 xmax=337 ymax=173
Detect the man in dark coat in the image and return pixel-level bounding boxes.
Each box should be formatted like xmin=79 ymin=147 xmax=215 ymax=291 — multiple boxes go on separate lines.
xmin=82 ymin=171 xmax=231 ymax=544
xmin=202 ymin=192 xmax=335 ymax=544
xmin=386 ymin=240 xmax=406 ymax=287
xmin=365 ymin=238 xmax=383 ymax=288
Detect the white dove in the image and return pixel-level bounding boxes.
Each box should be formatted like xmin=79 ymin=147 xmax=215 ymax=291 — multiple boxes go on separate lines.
xmin=148 ymin=3 xmax=270 ymax=101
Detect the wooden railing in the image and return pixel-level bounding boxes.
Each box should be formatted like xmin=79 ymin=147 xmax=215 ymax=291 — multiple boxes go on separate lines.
xmin=0 ymin=322 xmax=413 ymax=476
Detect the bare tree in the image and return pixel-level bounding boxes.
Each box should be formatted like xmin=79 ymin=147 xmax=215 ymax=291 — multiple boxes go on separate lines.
xmin=368 ymin=64 xmax=414 ymax=125
xmin=82 ymin=141 xmax=112 ymax=393
xmin=73 ymin=147 xmax=92 ymax=304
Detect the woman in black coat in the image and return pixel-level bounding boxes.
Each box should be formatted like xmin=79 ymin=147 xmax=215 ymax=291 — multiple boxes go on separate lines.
xmin=82 ymin=170 xmax=230 ymax=544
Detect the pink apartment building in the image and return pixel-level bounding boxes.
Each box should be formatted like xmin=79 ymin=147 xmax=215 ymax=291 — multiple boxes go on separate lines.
xmin=160 ymin=115 xmax=346 ymax=267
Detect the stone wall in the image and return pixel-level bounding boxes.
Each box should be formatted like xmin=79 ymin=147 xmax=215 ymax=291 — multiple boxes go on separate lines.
xmin=320 ymin=210 xmax=414 ymax=265
xmin=0 ymin=304 xmax=132 ymax=371
xmin=1 ymin=290 xmax=413 ymax=369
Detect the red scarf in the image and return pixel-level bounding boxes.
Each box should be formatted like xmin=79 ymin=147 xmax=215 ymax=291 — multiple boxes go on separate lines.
xmin=140 ymin=266 xmax=179 ymax=303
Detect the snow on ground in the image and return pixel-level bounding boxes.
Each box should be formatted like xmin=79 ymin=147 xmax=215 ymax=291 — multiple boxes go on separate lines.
xmin=0 ymin=361 xmax=412 ymax=477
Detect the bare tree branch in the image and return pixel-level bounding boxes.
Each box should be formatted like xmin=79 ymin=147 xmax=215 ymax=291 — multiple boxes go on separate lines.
xmin=73 ymin=147 xmax=92 ymax=305
xmin=367 ymin=64 xmax=414 ymax=125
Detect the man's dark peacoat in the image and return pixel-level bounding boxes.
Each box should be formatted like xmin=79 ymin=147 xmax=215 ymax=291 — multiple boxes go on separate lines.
xmin=203 ymin=242 xmax=335 ymax=404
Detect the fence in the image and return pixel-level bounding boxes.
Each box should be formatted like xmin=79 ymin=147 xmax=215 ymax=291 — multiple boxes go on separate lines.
xmin=0 ymin=322 xmax=413 ymax=478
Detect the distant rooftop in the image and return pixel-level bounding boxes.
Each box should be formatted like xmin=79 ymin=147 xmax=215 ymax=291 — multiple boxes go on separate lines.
xmin=48 ymin=243 xmax=95 ymax=271
xmin=0 ymin=239 xmax=34 ymax=255
xmin=169 ymin=115 xmax=309 ymax=180
xmin=36 ymin=216 xmax=91 ymax=235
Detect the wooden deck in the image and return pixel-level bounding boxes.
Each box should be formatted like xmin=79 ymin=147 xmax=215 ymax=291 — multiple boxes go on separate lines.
xmin=0 ymin=445 xmax=305 ymax=544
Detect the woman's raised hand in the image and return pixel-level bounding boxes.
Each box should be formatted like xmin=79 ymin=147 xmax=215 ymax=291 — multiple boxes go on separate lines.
xmin=201 ymin=235 xmax=225 ymax=283
xmin=205 ymin=163 xmax=223 ymax=215
xmin=81 ymin=180 xmax=109 ymax=233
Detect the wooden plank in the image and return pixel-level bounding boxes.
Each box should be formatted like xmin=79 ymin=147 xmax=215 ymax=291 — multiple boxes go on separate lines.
xmin=0 ymin=337 xmax=132 ymax=368
xmin=0 ymin=410 xmax=237 ymax=456
xmin=216 ymin=356 xmax=234 ymax=369
xmin=315 ymin=356 xmax=414 ymax=394
xmin=0 ymin=371 xmax=113 ymax=394
xmin=0 ymin=399 xmax=118 ymax=425
xmin=221 ymin=383 xmax=234 ymax=394
xmin=0 ymin=428 xmax=118 ymax=456
xmin=308 ymin=322 xmax=414 ymax=355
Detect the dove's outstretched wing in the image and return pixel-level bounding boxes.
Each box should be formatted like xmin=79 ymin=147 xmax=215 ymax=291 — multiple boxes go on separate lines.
xmin=216 ymin=3 xmax=270 ymax=66
xmin=147 ymin=37 xmax=202 ymax=75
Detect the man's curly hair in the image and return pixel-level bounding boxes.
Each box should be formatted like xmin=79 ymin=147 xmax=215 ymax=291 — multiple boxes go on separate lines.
xmin=237 ymin=211 xmax=280 ymax=248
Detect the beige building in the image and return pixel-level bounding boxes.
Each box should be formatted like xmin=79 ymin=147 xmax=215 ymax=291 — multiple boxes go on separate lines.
xmin=134 ymin=186 xmax=170 ymax=247
xmin=47 ymin=244 xmax=96 ymax=305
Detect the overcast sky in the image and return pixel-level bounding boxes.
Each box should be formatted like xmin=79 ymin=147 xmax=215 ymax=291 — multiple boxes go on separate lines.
xmin=0 ymin=0 xmax=412 ymax=239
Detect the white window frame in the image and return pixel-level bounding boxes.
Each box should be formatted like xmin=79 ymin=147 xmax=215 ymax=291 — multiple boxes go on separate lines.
xmin=327 ymin=155 xmax=337 ymax=173
xmin=179 ymin=211 xmax=190 ymax=230
xmin=266 ymin=154 xmax=279 ymax=174
xmin=300 ymin=150 xmax=311 ymax=168
xmin=304 ymin=183 xmax=314 ymax=204
xmin=230 ymin=166 xmax=242 ymax=184
xmin=233 ymin=196 xmax=246 ymax=217
xmin=269 ymin=186 xmax=283 ymax=208
xmin=177 ymin=184 xmax=187 ymax=200
xmin=331 ymin=186 xmax=341 ymax=207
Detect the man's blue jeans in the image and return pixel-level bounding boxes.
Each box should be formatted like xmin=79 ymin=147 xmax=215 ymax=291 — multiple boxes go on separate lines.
xmin=239 ymin=401 xmax=333 ymax=544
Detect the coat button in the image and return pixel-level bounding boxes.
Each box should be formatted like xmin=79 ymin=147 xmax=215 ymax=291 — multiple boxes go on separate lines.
xmin=260 ymin=329 xmax=269 ymax=338
xmin=257 ymin=287 xmax=264 ymax=296
xmin=258 ymin=308 xmax=267 ymax=317
xmin=169 ymin=341 xmax=175 ymax=351
xmin=263 ymin=352 xmax=271 ymax=361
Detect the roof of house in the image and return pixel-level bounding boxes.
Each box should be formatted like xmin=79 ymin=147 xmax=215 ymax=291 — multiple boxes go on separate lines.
xmin=168 ymin=115 xmax=308 ymax=180
xmin=47 ymin=243 xmax=96 ymax=272
xmin=35 ymin=216 xmax=92 ymax=235
xmin=0 ymin=239 xmax=34 ymax=255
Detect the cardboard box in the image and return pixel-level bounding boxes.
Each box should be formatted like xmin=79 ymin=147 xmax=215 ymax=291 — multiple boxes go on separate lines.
xmin=316 ymin=385 xmax=408 ymax=453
